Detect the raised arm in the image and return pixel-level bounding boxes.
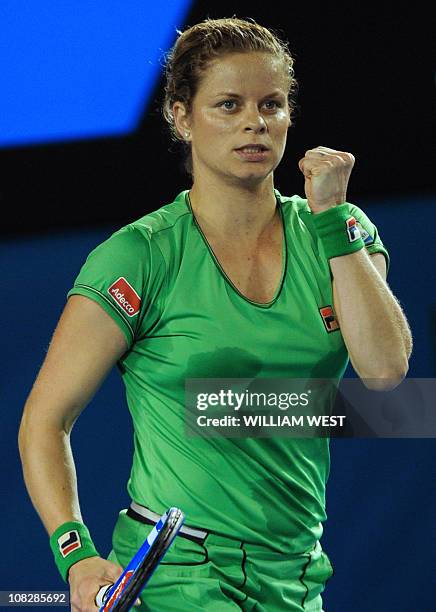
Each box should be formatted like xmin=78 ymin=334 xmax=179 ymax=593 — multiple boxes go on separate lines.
xmin=18 ymin=295 xmax=128 ymax=610
xmin=298 ymin=145 xmax=412 ymax=389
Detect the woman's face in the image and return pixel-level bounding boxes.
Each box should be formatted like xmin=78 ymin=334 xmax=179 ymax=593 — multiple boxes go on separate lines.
xmin=176 ymin=51 xmax=291 ymax=186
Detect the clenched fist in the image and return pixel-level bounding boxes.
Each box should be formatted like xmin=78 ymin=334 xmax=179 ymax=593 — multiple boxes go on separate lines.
xmin=68 ymin=556 xmax=140 ymax=611
xmin=298 ymin=146 xmax=355 ymax=214
xmin=68 ymin=556 xmax=122 ymax=611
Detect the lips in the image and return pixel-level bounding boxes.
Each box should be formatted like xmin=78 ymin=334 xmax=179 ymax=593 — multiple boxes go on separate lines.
xmin=234 ymin=144 xmax=269 ymax=162
xmin=235 ymin=144 xmax=268 ymax=152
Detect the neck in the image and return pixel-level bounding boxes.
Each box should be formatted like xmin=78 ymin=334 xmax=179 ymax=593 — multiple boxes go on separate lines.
xmin=188 ymin=174 xmax=278 ymax=243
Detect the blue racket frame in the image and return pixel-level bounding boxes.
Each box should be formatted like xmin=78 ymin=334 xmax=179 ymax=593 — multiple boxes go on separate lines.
xmin=98 ymin=507 xmax=185 ymax=611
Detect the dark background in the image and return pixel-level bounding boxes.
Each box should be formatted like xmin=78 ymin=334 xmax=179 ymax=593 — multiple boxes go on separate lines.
xmin=1 ymin=2 xmax=433 ymax=237
xmin=1 ymin=3 xmax=435 ymax=611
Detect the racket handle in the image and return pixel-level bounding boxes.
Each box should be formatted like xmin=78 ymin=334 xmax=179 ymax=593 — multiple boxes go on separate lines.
xmin=95 ymin=584 xmax=112 ymax=608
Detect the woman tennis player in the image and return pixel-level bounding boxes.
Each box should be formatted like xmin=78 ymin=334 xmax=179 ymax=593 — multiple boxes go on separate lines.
xmin=19 ymin=17 xmax=412 ymax=611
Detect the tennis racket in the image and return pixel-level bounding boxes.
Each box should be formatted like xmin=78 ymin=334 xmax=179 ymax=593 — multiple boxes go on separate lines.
xmin=95 ymin=507 xmax=185 ymax=612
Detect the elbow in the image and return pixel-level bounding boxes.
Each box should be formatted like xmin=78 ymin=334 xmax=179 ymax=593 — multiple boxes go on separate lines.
xmin=350 ymin=325 xmax=412 ymax=390
xmin=362 ymin=373 xmax=406 ymax=392
xmin=18 ymin=405 xmax=68 ymax=463
xmin=18 ymin=413 xmax=28 ymax=458
xmin=360 ymin=359 xmax=409 ymax=391
xmin=18 ymin=411 xmax=34 ymax=465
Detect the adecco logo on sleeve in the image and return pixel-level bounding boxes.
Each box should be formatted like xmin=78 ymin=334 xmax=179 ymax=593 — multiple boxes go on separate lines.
xmin=108 ymin=277 xmax=141 ymax=317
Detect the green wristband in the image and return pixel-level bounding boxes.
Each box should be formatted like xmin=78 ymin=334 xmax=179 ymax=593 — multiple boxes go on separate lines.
xmin=49 ymin=521 xmax=99 ymax=582
xmin=303 ymin=204 xmax=365 ymax=260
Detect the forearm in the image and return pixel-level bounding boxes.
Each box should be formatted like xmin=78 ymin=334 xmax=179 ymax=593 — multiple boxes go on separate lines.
xmin=331 ymin=249 xmax=412 ymax=385
xmin=18 ymin=406 xmax=82 ymax=536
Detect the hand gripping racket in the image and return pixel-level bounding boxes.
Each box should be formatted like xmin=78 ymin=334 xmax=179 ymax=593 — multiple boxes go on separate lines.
xmin=95 ymin=507 xmax=185 ymax=612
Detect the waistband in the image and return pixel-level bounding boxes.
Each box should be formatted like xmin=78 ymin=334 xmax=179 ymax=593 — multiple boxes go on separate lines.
xmin=126 ymin=502 xmax=321 ymax=556
xmin=127 ymin=502 xmax=209 ymax=545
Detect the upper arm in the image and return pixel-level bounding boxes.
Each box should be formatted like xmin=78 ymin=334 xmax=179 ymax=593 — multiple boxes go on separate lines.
xmin=20 ymin=225 xmax=165 ymax=434
xmin=21 ymin=295 xmax=128 ymax=434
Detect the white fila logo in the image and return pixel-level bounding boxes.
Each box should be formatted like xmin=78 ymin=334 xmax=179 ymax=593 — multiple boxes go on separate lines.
xmin=346 ymin=217 xmax=361 ymax=243
xmin=58 ymin=530 xmax=81 ymax=558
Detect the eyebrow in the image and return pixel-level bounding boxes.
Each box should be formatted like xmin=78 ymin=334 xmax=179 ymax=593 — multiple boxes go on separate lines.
xmin=213 ymin=90 xmax=285 ymax=99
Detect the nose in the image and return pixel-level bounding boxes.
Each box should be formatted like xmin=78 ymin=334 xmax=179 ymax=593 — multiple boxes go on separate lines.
xmin=243 ymin=104 xmax=267 ymax=134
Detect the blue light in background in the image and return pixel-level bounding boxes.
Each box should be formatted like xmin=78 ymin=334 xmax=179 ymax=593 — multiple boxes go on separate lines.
xmin=0 ymin=1 xmax=192 ymax=147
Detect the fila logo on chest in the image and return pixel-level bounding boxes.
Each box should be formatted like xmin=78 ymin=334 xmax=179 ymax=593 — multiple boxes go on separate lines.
xmin=319 ymin=306 xmax=340 ymax=333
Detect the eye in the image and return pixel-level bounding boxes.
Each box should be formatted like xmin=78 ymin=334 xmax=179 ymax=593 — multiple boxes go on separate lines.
xmin=219 ymin=100 xmax=238 ymax=111
xmin=263 ymin=100 xmax=281 ymax=111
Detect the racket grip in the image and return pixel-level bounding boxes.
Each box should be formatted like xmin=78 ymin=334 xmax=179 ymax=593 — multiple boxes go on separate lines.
xmin=95 ymin=584 xmax=112 ymax=608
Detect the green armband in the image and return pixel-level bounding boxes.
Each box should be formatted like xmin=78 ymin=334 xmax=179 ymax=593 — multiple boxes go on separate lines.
xmin=49 ymin=521 xmax=99 ymax=582
xmin=304 ymin=204 xmax=365 ymax=260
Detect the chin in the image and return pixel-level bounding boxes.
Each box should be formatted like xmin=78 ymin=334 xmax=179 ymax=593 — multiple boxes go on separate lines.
xmin=211 ymin=160 xmax=274 ymax=186
xmin=238 ymin=167 xmax=273 ymax=184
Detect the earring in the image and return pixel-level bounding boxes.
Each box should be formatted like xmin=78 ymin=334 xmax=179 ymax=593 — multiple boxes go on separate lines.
xmin=185 ymin=132 xmax=190 ymax=139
